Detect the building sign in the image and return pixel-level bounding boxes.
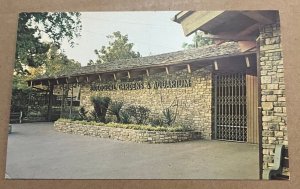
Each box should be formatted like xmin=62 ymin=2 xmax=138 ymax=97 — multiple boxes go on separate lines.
xmin=90 ymin=79 xmax=192 ymax=91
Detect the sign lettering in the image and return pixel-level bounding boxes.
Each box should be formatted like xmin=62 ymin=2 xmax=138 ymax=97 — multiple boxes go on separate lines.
xmin=90 ymin=79 xmax=192 ymax=91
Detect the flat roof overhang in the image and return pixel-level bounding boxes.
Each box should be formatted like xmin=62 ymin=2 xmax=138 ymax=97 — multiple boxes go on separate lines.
xmin=173 ymin=11 xmax=279 ymax=40
xmin=27 ymin=51 xmax=257 ymax=87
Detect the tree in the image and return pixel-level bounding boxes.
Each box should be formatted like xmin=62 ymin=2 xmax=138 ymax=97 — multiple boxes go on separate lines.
xmin=88 ymin=31 xmax=140 ymax=65
xmin=15 ymin=12 xmax=82 ymax=75
xmin=182 ymin=31 xmax=215 ymax=49
xmin=26 ymin=45 xmax=81 ymax=79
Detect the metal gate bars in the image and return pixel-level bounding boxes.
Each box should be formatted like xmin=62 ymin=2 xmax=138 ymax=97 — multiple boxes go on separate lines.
xmin=214 ymin=73 xmax=247 ymax=142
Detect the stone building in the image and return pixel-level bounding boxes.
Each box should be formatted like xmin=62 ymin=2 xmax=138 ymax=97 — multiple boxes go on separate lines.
xmin=27 ymin=10 xmax=288 ymax=180
xmin=173 ymin=10 xmax=288 ymax=179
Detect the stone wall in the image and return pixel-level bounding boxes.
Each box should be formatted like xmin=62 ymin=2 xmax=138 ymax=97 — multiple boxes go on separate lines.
xmin=54 ymin=120 xmax=201 ymax=143
xmin=80 ymin=66 xmax=213 ymax=139
xmin=259 ymin=21 xmax=289 ymax=176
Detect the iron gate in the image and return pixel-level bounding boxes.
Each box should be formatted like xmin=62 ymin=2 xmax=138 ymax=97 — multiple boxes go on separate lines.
xmin=214 ymin=73 xmax=247 ymax=142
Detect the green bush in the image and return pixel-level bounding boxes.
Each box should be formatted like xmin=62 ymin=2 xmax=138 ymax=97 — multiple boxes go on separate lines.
xmin=125 ymin=105 xmax=150 ymax=124
xmin=78 ymin=106 xmax=88 ymax=120
xmin=162 ymin=108 xmax=177 ymax=126
xmin=108 ymin=101 xmax=123 ymax=123
xmin=149 ymin=117 xmax=164 ymax=127
xmin=120 ymin=110 xmax=131 ymax=124
xmin=90 ymin=96 xmax=111 ymax=122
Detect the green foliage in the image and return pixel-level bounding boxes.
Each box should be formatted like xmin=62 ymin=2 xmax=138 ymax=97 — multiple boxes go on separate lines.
xmin=162 ymin=108 xmax=177 ymax=126
xmin=149 ymin=117 xmax=164 ymax=127
xmin=78 ymin=106 xmax=88 ymax=120
xmin=15 ymin=12 xmax=82 ymax=75
xmin=90 ymin=96 xmax=111 ymax=122
xmin=10 ymin=87 xmax=33 ymax=115
xmin=125 ymin=105 xmax=150 ymax=124
xmin=108 ymin=101 xmax=124 ymax=123
xmin=182 ymin=31 xmax=215 ymax=49
xmin=119 ymin=110 xmax=131 ymax=124
xmin=88 ymin=31 xmax=141 ymax=65
xmin=42 ymin=45 xmax=81 ymax=77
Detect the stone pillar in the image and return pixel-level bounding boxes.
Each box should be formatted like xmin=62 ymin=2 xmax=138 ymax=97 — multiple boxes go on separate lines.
xmin=259 ymin=21 xmax=289 ymax=177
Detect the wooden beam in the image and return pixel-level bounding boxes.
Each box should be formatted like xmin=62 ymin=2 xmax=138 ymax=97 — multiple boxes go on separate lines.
xmin=165 ymin=67 xmax=169 ymax=75
xmin=214 ymin=60 xmax=219 ymax=70
xmin=245 ymin=56 xmax=251 ymax=68
xmin=203 ymin=33 xmax=256 ymax=41
xmin=241 ymin=11 xmax=274 ymax=24
xmin=238 ymin=41 xmax=257 ymax=52
xmin=146 ymin=69 xmax=150 ymax=77
xmin=238 ymin=23 xmax=260 ymax=37
xmin=187 ymin=64 xmax=192 ymax=73
xmin=127 ymin=71 xmax=131 ymax=79
xmin=179 ymin=11 xmax=225 ymax=36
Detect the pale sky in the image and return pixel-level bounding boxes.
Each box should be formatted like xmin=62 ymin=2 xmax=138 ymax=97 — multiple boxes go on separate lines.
xmin=61 ymin=11 xmax=194 ymax=66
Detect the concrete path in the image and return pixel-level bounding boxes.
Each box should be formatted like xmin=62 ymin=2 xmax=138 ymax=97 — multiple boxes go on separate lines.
xmin=5 ymin=122 xmax=259 ymax=179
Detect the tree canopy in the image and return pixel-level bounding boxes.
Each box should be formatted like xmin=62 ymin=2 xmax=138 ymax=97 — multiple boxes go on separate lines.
xmin=15 ymin=12 xmax=82 ymax=75
xmin=182 ymin=31 xmax=215 ymax=49
xmin=14 ymin=45 xmax=81 ymax=89
xmin=88 ymin=31 xmax=141 ymax=65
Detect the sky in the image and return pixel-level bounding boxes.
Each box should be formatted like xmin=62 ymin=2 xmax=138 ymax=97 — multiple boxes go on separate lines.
xmin=60 ymin=11 xmax=194 ymax=66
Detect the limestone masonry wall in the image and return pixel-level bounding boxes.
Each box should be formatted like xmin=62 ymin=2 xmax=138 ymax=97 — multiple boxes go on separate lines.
xmin=80 ymin=67 xmax=213 ymax=139
xmin=54 ymin=120 xmax=201 ymax=143
xmin=259 ymin=21 xmax=289 ymax=176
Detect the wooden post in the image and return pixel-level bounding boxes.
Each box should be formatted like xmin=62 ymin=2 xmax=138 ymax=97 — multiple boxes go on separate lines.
xmin=214 ymin=60 xmax=219 ymax=70
xmin=69 ymin=84 xmax=73 ymax=119
xmin=245 ymin=56 xmax=251 ymax=68
xmin=60 ymin=84 xmax=65 ymax=118
xmin=98 ymin=74 xmax=102 ymax=81
xmin=127 ymin=71 xmax=131 ymax=79
xmin=76 ymin=77 xmax=79 ymax=83
xmin=146 ymin=69 xmax=150 ymax=77
xmin=113 ymin=73 xmax=117 ymax=81
xmin=165 ymin=67 xmax=169 ymax=75
xmin=187 ymin=64 xmax=192 ymax=73
xmin=47 ymin=84 xmax=54 ymax=122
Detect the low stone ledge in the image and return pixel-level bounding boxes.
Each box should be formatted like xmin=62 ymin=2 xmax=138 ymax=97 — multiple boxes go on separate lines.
xmin=54 ymin=121 xmax=201 ymax=143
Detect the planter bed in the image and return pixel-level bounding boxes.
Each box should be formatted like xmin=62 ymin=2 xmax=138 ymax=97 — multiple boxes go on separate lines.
xmin=54 ymin=119 xmax=201 ymax=143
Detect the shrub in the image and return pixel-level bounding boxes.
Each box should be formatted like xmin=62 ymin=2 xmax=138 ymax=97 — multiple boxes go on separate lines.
xmin=149 ymin=117 xmax=164 ymax=127
xmin=90 ymin=110 xmax=99 ymax=122
xmin=125 ymin=105 xmax=150 ymax=124
xmin=120 ymin=110 xmax=131 ymax=124
xmin=90 ymin=96 xmax=111 ymax=122
xmin=162 ymin=108 xmax=177 ymax=126
xmin=108 ymin=101 xmax=123 ymax=123
xmin=78 ymin=106 xmax=88 ymax=120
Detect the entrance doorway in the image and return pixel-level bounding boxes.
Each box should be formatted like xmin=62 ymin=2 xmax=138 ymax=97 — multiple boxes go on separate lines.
xmin=213 ymin=71 xmax=259 ymax=143
xmin=214 ymin=73 xmax=247 ymax=142
xmin=213 ymin=58 xmax=259 ymax=144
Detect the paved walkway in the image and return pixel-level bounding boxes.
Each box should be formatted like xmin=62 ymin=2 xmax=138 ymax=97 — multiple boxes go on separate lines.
xmin=6 ymin=122 xmax=259 ymax=179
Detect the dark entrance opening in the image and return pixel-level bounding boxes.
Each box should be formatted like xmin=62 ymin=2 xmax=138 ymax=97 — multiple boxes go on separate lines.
xmin=212 ymin=55 xmax=258 ymax=143
xmin=213 ymin=73 xmax=247 ymax=142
